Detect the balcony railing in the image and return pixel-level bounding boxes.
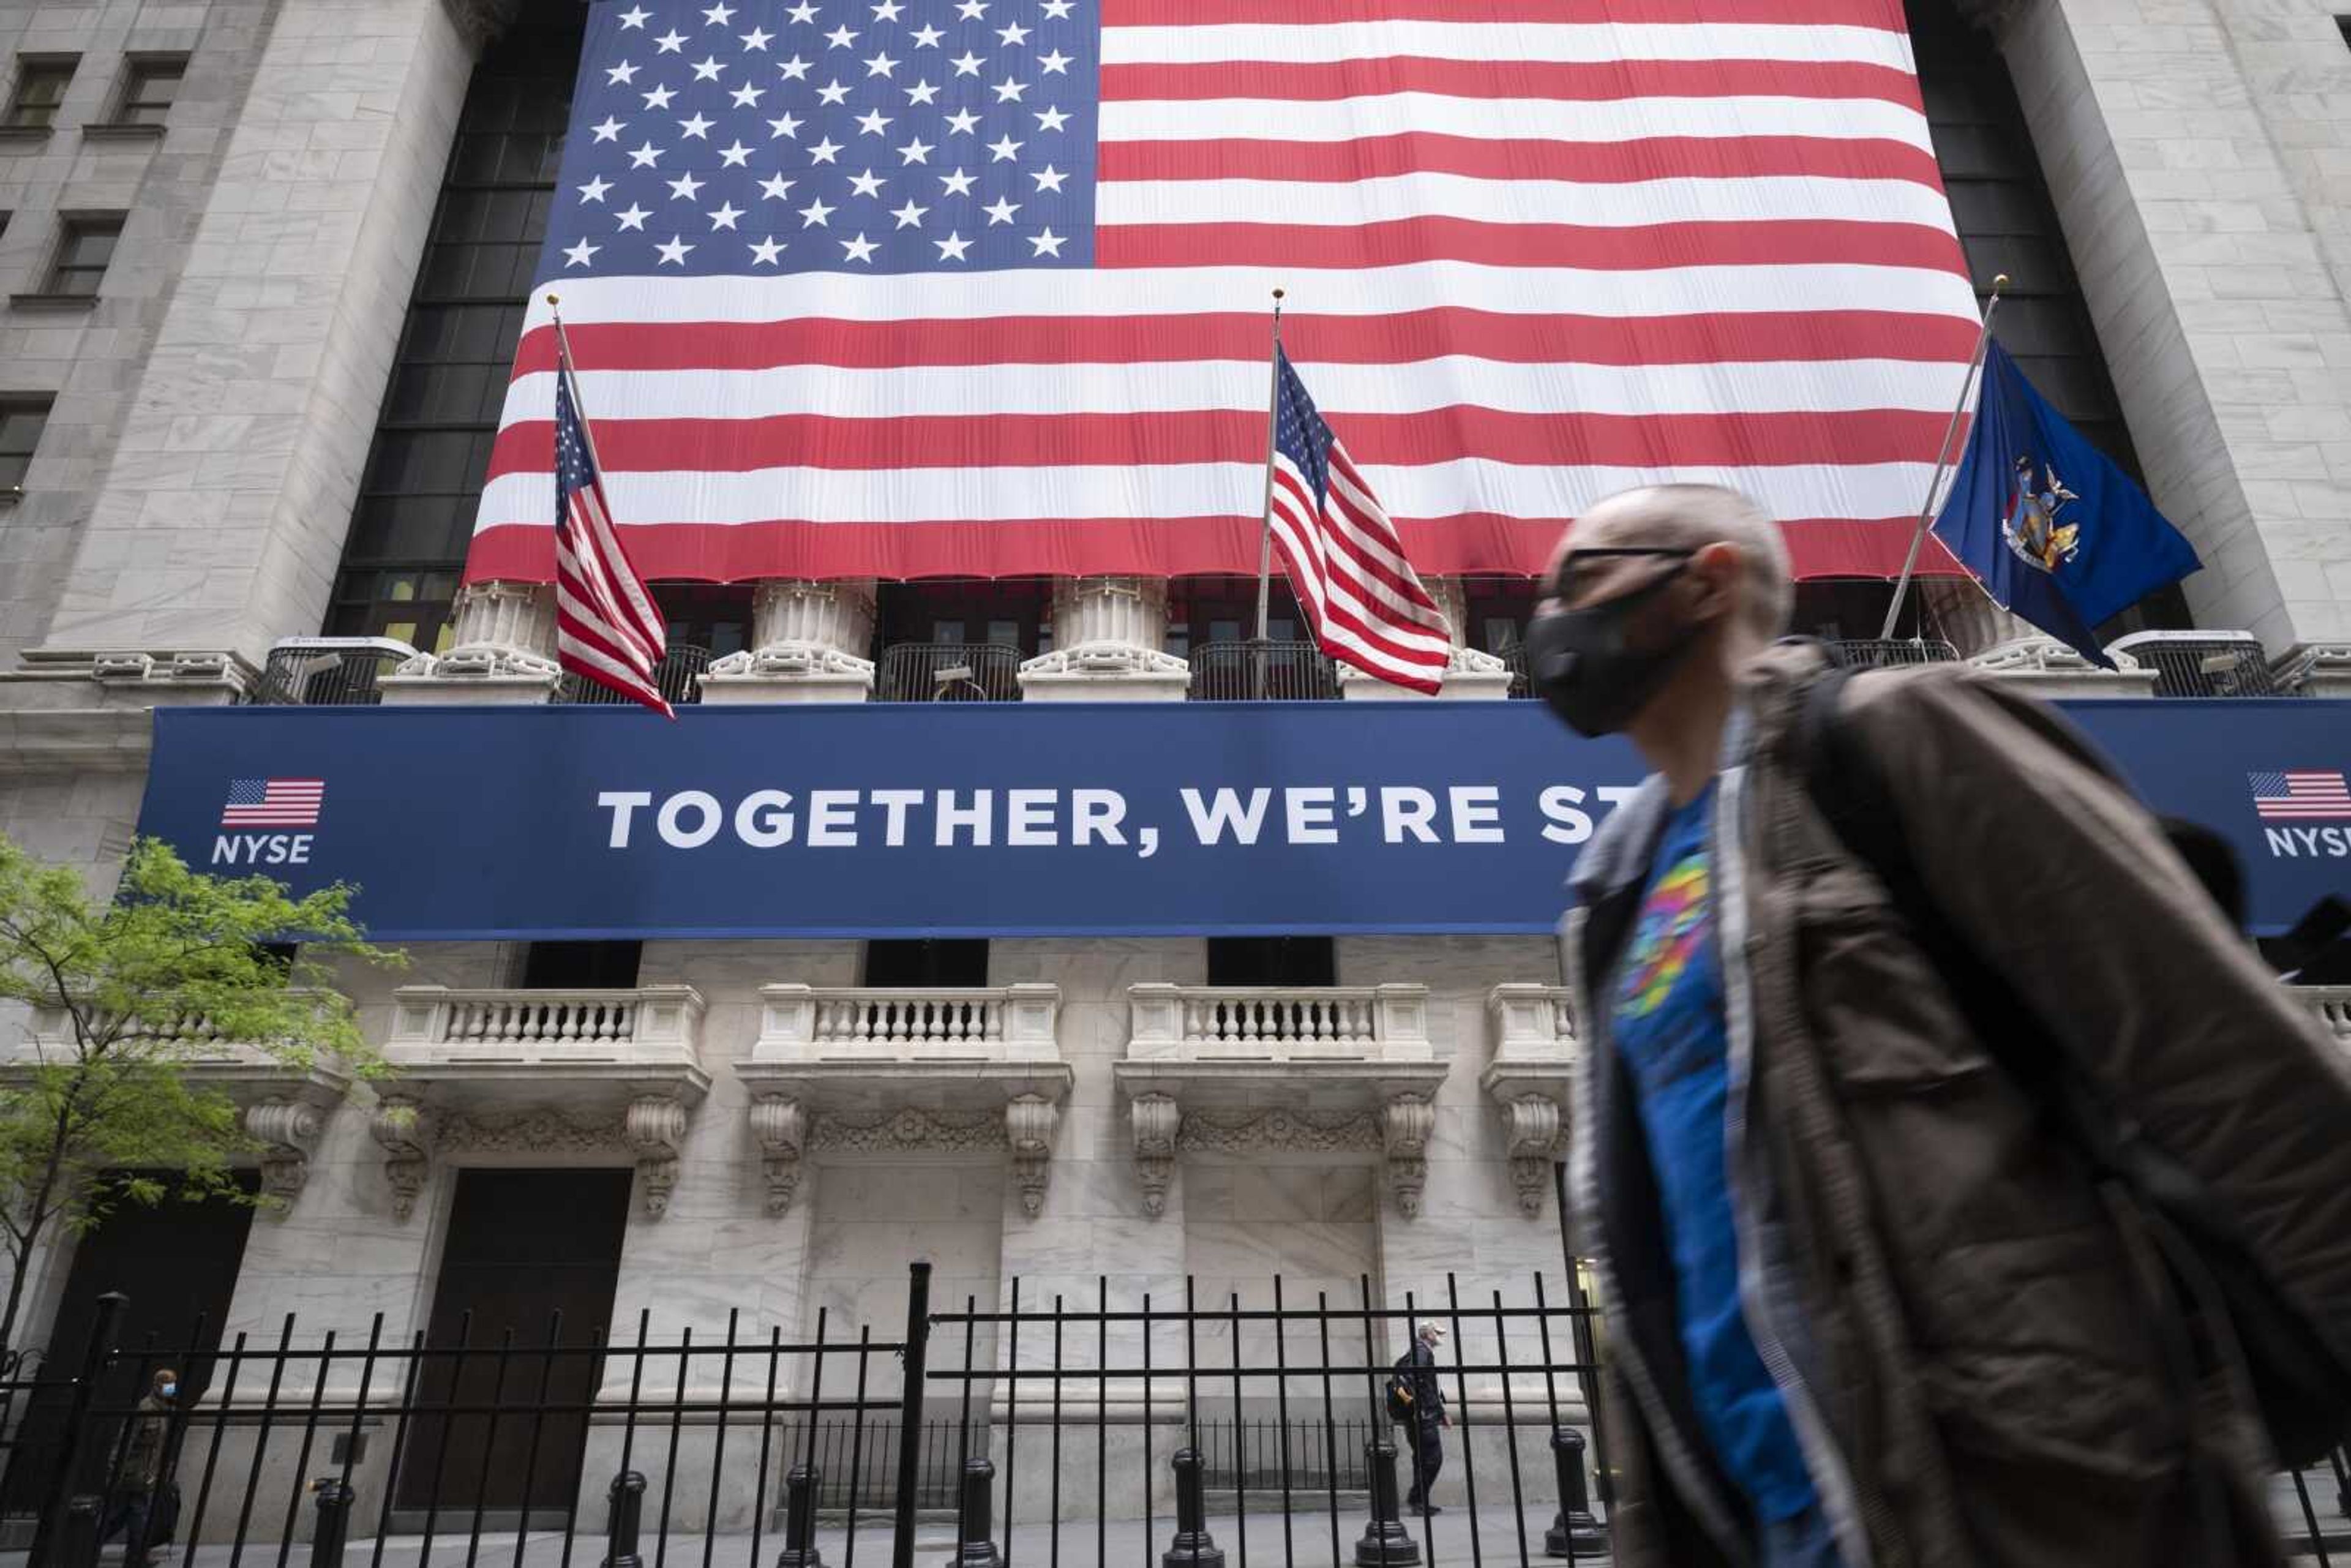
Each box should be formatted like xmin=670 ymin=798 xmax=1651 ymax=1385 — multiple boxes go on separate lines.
xmin=561 ymin=644 xmax=713 ymax=707
xmin=1832 ymin=637 xmax=1959 ymax=670
xmin=874 ymin=642 xmax=1024 ymax=702
xmin=1127 ymin=982 xmax=1433 ymax=1062
xmin=1486 ymin=983 xmax=1576 ymax=1062
xmin=2304 ymin=986 xmax=2351 ymax=1048
xmin=385 ymin=985 xmax=706 ymax=1072
xmin=2107 ymin=631 xmax=2288 ymax=697
xmin=252 ymin=637 xmax=417 ymax=706
xmin=1188 ymin=641 xmax=1340 ymax=701
xmin=753 ymin=983 xmax=1062 ymax=1062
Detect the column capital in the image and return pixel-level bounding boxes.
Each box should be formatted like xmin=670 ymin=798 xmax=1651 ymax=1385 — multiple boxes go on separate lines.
xmin=378 ymin=580 xmax=560 ymax=705
xmin=1021 ymin=577 xmax=1191 ymax=700
xmin=702 ymin=578 xmax=877 ymax=703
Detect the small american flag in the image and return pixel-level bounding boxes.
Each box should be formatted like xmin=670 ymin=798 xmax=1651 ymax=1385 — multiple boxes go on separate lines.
xmin=2249 ymin=771 xmax=2351 ymax=821
xmin=221 ymin=779 xmax=325 ymax=828
xmin=1269 ymin=347 xmax=1447 ymax=694
xmin=555 ymin=326 xmax=675 ymax=718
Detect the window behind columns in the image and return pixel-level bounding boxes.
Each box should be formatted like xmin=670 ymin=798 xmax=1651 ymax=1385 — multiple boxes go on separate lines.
xmin=323 ymin=4 xmax=583 ymax=654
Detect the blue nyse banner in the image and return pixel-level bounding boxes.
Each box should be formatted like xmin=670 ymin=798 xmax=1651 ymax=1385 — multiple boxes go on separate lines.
xmin=141 ymin=700 xmax=2349 ymax=940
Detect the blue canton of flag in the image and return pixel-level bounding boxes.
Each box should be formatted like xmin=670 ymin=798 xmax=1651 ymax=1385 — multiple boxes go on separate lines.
xmin=1273 ymin=350 xmax=1334 ymax=511
xmin=1930 ymin=340 xmax=2201 ymax=666
xmin=544 ymin=0 xmax=1101 ymax=277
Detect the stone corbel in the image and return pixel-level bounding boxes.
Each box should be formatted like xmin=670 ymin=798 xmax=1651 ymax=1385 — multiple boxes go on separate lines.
xmin=1007 ymin=1093 xmax=1060 ymax=1217
xmin=1381 ymin=1093 xmax=1435 ymax=1218
xmin=623 ymin=1095 xmax=691 ymax=1218
xmin=370 ymin=1097 xmax=435 ymax=1221
xmin=1131 ymin=1093 xmax=1180 ymax=1217
xmin=245 ymin=1100 xmax=326 ymax=1209
xmin=1500 ymin=1096 xmax=1565 ymax=1219
xmin=749 ymin=1095 xmax=808 ymax=1217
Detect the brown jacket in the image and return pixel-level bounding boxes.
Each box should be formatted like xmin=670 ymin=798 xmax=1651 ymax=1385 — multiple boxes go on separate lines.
xmin=1566 ymin=644 xmax=2351 ymax=1568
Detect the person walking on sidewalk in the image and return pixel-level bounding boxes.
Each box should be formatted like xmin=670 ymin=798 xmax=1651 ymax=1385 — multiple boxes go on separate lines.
xmin=1398 ymin=1320 xmax=1451 ymax=1516
xmin=102 ymin=1368 xmax=179 ymax=1564
xmin=1527 ymin=483 xmax=2351 ymax=1568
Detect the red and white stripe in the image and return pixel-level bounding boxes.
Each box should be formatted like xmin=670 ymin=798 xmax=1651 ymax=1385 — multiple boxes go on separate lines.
xmin=1270 ymin=435 xmax=1451 ymax=693
xmin=555 ymin=342 xmax=675 ymax=719
xmin=2255 ymin=772 xmax=2351 ymax=820
xmin=470 ymin=0 xmax=1979 ymax=585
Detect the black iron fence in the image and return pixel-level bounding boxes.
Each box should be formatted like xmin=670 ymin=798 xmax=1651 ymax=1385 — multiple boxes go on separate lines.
xmin=875 ymin=642 xmax=1026 ymax=702
xmin=0 ymin=1270 xmax=2342 ymax=1567
xmin=560 ymin=644 xmax=713 ymax=708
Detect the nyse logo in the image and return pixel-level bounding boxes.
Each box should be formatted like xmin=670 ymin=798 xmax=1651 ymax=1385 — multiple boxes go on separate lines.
xmin=211 ymin=777 xmax=324 ymax=867
xmin=2249 ymin=771 xmax=2351 ymax=858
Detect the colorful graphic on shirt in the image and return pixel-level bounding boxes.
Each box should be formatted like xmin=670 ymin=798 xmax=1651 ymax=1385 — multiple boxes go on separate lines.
xmin=1618 ymin=850 xmax=1711 ymax=1019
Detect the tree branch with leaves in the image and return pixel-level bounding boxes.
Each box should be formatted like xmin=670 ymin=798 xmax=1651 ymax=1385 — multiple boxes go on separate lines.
xmin=0 ymin=834 xmax=399 ymax=1363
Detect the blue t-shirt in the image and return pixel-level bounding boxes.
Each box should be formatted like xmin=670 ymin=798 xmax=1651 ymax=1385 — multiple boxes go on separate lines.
xmin=1611 ymin=784 xmax=1818 ymax=1525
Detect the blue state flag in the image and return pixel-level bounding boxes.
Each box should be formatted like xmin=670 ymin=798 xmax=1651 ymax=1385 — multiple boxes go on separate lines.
xmin=1930 ymin=340 xmax=2201 ymax=666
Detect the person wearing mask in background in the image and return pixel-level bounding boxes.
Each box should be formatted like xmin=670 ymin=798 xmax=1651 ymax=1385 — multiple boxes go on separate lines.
xmin=1527 ymin=483 xmax=2351 ymax=1567
xmin=102 ymin=1367 xmax=178 ymax=1564
xmin=1397 ymin=1320 xmax=1451 ymax=1517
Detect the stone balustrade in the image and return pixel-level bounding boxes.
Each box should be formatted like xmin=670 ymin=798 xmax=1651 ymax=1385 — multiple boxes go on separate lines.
xmin=1127 ymin=982 xmax=1432 ymax=1062
xmin=386 ymin=984 xmax=705 ymax=1072
xmin=1485 ymin=983 xmax=1576 ymax=1062
xmin=2303 ymin=986 xmax=2350 ymax=1047
xmin=752 ymin=983 xmax=1062 ymax=1062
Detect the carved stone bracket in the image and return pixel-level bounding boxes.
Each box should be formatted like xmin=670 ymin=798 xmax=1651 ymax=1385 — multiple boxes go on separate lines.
xmin=1131 ymin=1093 xmax=1180 ymax=1217
xmin=623 ymin=1096 xmax=691 ymax=1218
xmin=1501 ymin=1096 xmax=1566 ymax=1219
xmin=245 ymin=1099 xmax=326 ymax=1209
xmin=1007 ymin=1094 xmax=1060 ymax=1217
xmin=750 ymin=1095 xmax=808 ymax=1217
xmin=1381 ymin=1094 xmax=1435 ymax=1218
xmin=370 ymin=1097 xmax=435 ymax=1222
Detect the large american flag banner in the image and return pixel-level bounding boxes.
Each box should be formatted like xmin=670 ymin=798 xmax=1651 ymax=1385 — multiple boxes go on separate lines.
xmin=467 ymin=0 xmax=1984 ymax=584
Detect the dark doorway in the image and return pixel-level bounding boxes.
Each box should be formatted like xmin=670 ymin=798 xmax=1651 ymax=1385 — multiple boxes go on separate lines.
xmin=0 ymin=1172 xmax=260 ymax=1512
xmin=1207 ymin=937 xmax=1338 ymax=987
xmin=862 ymin=939 xmax=989 ymax=988
xmin=396 ymin=1168 xmax=630 ymax=1522
xmin=519 ymin=940 xmax=642 ymax=989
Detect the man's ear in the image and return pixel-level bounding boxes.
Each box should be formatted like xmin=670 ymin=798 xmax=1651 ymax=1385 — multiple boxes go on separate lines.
xmin=1687 ymin=541 xmax=1741 ymax=620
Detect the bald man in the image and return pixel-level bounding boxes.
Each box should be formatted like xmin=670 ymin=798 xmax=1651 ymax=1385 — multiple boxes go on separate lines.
xmin=1530 ymin=486 xmax=2349 ymax=1568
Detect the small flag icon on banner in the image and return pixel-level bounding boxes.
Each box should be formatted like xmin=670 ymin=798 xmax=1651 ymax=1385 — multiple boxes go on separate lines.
xmin=2248 ymin=771 xmax=2351 ymax=822
xmin=221 ymin=779 xmax=324 ymax=828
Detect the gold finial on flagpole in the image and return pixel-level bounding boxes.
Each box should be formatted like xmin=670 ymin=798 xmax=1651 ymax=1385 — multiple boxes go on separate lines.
xmin=546 ymin=293 xmax=560 ymax=307
xmin=1992 ymin=274 xmax=2009 ymax=291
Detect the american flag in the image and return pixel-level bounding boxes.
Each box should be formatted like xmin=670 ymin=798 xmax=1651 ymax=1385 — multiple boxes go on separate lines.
xmin=1270 ymin=347 xmax=1447 ymax=693
xmin=467 ymin=0 xmax=1982 ymax=585
xmin=2249 ymin=771 xmax=2351 ymax=822
xmin=220 ymin=779 xmax=325 ymax=828
xmin=555 ymin=328 xmax=677 ymax=717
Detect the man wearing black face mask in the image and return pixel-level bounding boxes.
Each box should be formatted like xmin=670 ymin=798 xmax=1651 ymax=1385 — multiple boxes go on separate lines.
xmin=1537 ymin=485 xmax=2351 ymax=1568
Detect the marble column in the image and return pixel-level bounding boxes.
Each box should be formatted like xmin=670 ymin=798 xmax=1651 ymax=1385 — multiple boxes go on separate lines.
xmin=377 ymin=580 xmax=560 ymax=704
xmin=700 ymin=579 xmax=877 ymax=703
xmin=1336 ymin=577 xmax=1514 ymax=701
xmin=1018 ymin=577 xmax=1193 ymax=701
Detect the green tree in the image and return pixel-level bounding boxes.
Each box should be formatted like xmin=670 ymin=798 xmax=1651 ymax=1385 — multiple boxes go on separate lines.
xmin=0 ymin=834 xmax=398 ymax=1362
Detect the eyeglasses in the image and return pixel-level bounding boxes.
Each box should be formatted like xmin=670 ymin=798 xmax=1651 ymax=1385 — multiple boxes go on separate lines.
xmin=1545 ymin=546 xmax=1695 ymax=599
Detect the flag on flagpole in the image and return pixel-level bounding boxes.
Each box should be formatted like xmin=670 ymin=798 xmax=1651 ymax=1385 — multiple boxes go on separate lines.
xmin=553 ymin=324 xmax=675 ymax=718
xmin=1268 ymin=348 xmax=1450 ymax=694
xmin=1929 ymin=340 xmax=2200 ymax=666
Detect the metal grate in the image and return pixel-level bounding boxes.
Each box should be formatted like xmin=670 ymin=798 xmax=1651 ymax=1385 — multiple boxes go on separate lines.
xmin=252 ymin=638 xmax=417 ymax=706
xmin=1501 ymin=643 xmax=1534 ymax=699
xmin=874 ymin=642 xmax=1024 ymax=702
xmin=2107 ymin=631 xmax=2287 ymax=698
xmin=1830 ymin=639 xmax=1960 ymax=670
xmin=1187 ymin=641 xmax=1340 ymax=701
xmin=560 ymin=645 xmax=713 ymax=707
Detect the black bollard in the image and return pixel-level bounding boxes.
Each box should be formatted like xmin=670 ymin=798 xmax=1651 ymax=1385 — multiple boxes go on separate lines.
xmin=59 ymin=1495 xmax=100 ymax=1568
xmin=603 ymin=1469 xmax=648 ymax=1568
xmin=1352 ymin=1435 xmax=1422 ymax=1568
xmin=310 ymin=1478 xmax=354 ymax=1568
xmin=1543 ymin=1428 xmax=1606 ymax=1556
xmin=943 ymin=1455 xmax=1000 ymax=1568
xmin=1158 ymin=1447 xmax=1225 ymax=1568
xmin=774 ymin=1462 xmax=825 ymax=1568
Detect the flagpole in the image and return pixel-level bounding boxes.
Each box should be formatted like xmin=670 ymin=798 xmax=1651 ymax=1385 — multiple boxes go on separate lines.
xmin=1879 ymin=273 xmax=2007 ymax=641
xmin=546 ymin=292 xmax=607 ymax=475
xmin=1254 ymin=287 xmax=1286 ymax=699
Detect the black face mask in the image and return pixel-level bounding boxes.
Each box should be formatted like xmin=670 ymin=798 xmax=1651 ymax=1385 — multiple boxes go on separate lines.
xmin=1523 ymin=565 xmax=1699 ymax=737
